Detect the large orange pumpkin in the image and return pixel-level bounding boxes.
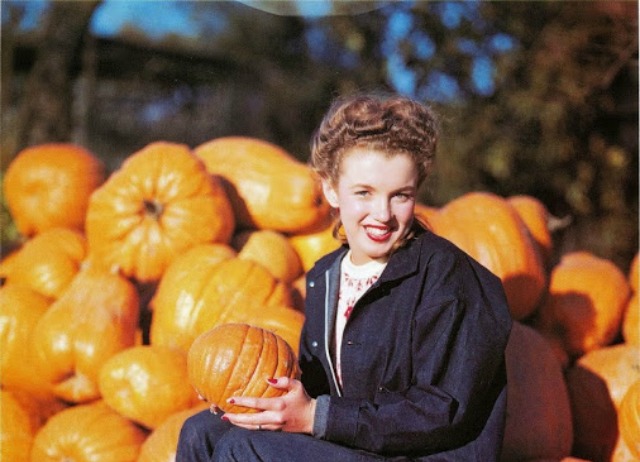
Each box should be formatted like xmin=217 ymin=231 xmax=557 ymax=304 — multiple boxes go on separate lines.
xmin=194 ymin=136 xmax=330 ymax=233
xmin=565 ymin=343 xmax=640 ymax=462
xmin=534 ymin=251 xmax=630 ymax=360
xmin=5 ymin=227 xmax=87 ymax=300
xmin=98 ymin=345 xmax=198 ymax=429
xmin=137 ymin=404 xmax=208 ymax=462
xmin=413 ymin=202 xmax=439 ymax=230
xmin=187 ymin=323 xmax=299 ymax=413
xmin=501 ymin=322 xmax=573 ymax=462
xmin=31 ymin=265 xmax=140 ymax=403
xmin=86 ymin=141 xmax=235 ymax=282
xmin=3 ymin=143 xmax=105 ymax=237
xmin=233 ymin=229 xmax=303 ymax=283
xmin=429 ymin=192 xmax=547 ymax=320
xmin=30 ymin=401 xmax=147 ymax=462
xmin=151 ymin=256 xmax=292 ymax=353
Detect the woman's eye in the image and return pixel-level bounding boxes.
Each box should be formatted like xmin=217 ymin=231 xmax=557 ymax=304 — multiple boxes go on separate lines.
xmin=355 ymin=190 xmax=369 ymax=196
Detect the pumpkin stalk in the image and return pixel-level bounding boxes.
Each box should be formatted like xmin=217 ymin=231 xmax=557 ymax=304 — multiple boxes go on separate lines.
xmin=143 ymin=199 xmax=164 ymax=219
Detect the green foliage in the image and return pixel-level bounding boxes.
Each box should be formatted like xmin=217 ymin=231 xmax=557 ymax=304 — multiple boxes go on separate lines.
xmin=432 ymin=2 xmax=638 ymax=268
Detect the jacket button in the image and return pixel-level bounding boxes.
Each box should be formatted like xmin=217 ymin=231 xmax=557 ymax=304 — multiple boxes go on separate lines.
xmin=311 ymin=341 xmax=318 ymax=348
xmin=309 ymin=281 xmax=315 ymax=288
xmin=346 ymin=340 xmax=354 ymax=345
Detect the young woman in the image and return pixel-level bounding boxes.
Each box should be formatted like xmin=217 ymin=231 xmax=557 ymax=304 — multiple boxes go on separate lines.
xmin=176 ymin=93 xmax=512 ymax=461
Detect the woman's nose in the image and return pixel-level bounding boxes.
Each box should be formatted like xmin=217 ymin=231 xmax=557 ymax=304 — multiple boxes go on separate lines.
xmin=372 ymin=199 xmax=391 ymax=221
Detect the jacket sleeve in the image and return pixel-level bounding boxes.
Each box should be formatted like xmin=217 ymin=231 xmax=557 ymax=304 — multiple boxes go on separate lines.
xmin=320 ymin=248 xmax=513 ymax=457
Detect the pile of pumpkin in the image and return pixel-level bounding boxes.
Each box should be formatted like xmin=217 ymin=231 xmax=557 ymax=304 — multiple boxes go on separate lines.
xmin=1 ymin=138 xmax=637 ymax=462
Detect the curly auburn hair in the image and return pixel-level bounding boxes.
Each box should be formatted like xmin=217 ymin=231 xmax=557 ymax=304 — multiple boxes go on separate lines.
xmin=310 ymin=93 xmax=439 ymax=187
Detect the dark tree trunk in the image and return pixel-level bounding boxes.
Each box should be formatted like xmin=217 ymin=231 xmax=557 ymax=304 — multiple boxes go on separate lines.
xmin=17 ymin=0 xmax=101 ymax=149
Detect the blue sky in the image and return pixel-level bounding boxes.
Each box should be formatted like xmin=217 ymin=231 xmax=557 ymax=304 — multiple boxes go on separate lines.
xmin=8 ymin=0 xmax=379 ymax=36
xmin=7 ymin=0 xmax=203 ymax=37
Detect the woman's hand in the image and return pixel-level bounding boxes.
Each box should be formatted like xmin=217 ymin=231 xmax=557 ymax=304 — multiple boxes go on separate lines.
xmin=222 ymin=377 xmax=317 ymax=434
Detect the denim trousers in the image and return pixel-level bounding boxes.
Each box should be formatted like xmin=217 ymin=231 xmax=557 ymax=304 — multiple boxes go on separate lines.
xmin=176 ymin=409 xmax=390 ymax=462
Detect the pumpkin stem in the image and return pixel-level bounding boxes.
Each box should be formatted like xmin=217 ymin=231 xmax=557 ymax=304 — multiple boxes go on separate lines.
xmin=143 ymin=199 xmax=164 ymax=219
xmin=548 ymin=213 xmax=573 ymax=232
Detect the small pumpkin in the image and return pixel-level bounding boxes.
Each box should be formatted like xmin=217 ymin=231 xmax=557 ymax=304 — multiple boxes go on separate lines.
xmin=233 ymin=229 xmax=303 ymax=283
xmin=151 ymin=257 xmax=292 ymax=353
xmin=618 ymin=379 xmax=640 ymax=459
xmin=187 ymin=323 xmax=299 ymax=413
xmin=3 ymin=143 xmax=105 ymax=237
xmin=6 ymin=227 xmax=87 ymax=300
xmin=534 ymin=251 xmax=630 ymax=360
xmin=137 ymin=404 xmax=208 ymax=462
xmin=98 ymin=345 xmax=198 ymax=429
xmin=31 ymin=265 xmax=140 ymax=403
xmin=194 ymin=136 xmax=330 ymax=233
xmin=30 ymin=401 xmax=147 ymax=462
xmin=86 ymin=141 xmax=235 ymax=282
xmin=428 ymin=192 xmax=547 ymax=320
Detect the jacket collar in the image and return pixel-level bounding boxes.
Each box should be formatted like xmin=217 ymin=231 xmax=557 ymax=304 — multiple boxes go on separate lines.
xmin=308 ymin=232 xmax=425 ymax=284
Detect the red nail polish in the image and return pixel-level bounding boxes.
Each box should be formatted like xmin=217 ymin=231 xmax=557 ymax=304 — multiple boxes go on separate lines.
xmin=267 ymin=378 xmax=277 ymax=384
xmin=221 ymin=415 xmax=228 ymax=421
xmin=228 ymin=398 xmax=235 ymax=404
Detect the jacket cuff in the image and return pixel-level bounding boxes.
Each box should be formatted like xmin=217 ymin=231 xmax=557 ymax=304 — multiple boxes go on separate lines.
xmin=312 ymin=394 xmax=330 ymax=438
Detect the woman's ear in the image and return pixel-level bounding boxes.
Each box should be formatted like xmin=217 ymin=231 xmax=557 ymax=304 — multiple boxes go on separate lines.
xmin=322 ymin=180 xmax=339 ymax=208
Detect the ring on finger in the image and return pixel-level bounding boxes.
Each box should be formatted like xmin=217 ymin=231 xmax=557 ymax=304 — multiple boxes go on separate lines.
xmin=257 ymin=424 xmax=262 ymax=430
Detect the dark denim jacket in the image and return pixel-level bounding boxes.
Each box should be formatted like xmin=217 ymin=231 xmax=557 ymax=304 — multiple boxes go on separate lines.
xmin=299 ymin=230 xmax=512 ymax=461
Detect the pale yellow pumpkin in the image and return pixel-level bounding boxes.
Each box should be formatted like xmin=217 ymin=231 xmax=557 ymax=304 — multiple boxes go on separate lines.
xmin=151 ymin=257 xmax=292 ymax=353
xmin=195 ymin=136 xmax=330 ymax=233
xmin=31 ymin=266 xmax=140 ymax=403
xmin=234 ymin=229 xmax=303 ymax=283
xmin=98 ymin=345 xmax=198 ymax=429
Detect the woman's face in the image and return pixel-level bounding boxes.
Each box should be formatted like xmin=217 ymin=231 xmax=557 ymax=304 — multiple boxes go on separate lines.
xmin=322 ymin=147 xmax=418 ymax=265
